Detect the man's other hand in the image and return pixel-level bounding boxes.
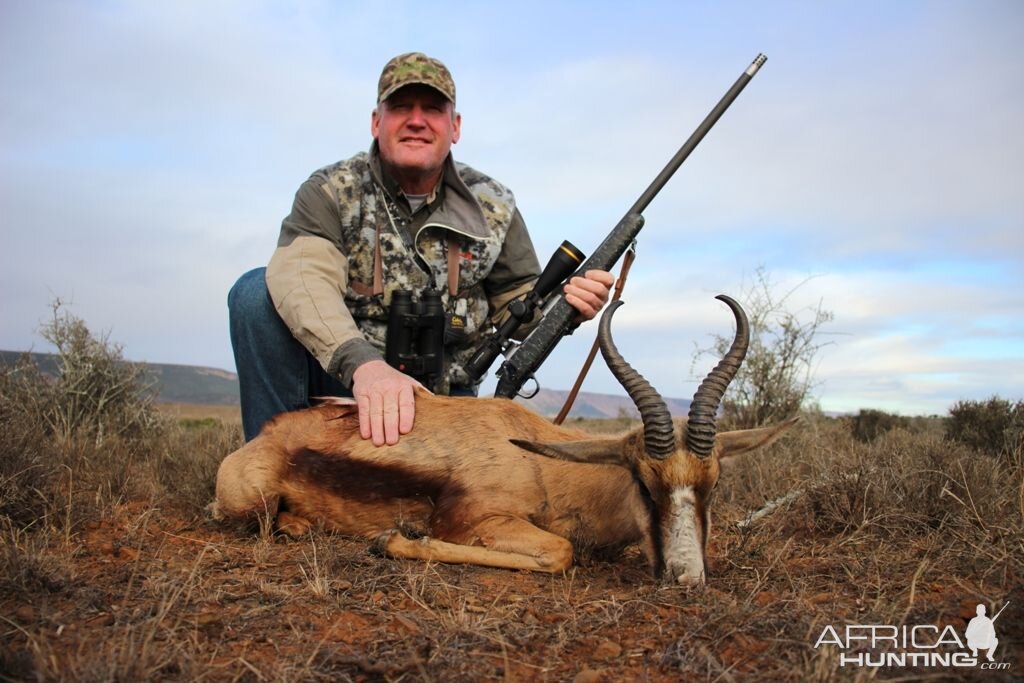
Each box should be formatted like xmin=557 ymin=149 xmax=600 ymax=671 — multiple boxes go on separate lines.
xmin=351 ymin=360 xmax=423 ymax=446
xmin=564 ymin=269 xmax=614 ymax=321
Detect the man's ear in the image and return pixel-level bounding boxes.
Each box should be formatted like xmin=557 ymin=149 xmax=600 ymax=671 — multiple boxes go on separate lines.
xmin=716 ymin=416 xmax=801 ymax=461
xmin=451 ymin=111 xmax=461 ymax=144
xmin=371 ymin=108 xmax=381 ymax=139
xmin=510 ymin=437 xmax=626 ymax=466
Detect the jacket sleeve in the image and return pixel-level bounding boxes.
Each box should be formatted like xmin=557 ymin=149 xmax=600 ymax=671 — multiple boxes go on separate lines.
xmin=484 ymin=207 xmax=542 ymax=336
xmin=266 ymin=178 xmax=382 ymax=386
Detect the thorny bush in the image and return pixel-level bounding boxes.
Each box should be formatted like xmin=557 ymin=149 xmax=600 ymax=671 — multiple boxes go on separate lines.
xmin=692 ymin=267 xmax=833 ymax=428
xmin=0 ymin=301 xmax=236 ymax=538
xmin=2 ymin=305 xmax=1021 ymax=681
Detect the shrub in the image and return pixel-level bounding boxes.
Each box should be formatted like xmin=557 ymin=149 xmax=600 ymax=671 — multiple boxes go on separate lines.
xmin=850 ymin=408 xmax=916 ymax=443
xmin=36 ymin=300 xmax=162 ymax=443
xmin=0 ymin=359 xmax=62 ymax=529
xmin=0 ymin=302 xmax=170 ymax=532
xmin=946 ymin=396 xmax=1024 ymax=458
xmin=693 ymin=267 xmax=833 ymax=428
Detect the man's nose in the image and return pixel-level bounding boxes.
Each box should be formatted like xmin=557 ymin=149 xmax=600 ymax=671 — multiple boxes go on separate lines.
xmin=405 ymin=105 xmax=427 ymax=127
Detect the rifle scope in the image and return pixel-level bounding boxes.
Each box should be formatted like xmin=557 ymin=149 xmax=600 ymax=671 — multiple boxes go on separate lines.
xmin=465 ymin=240 xmax=584 ymax=380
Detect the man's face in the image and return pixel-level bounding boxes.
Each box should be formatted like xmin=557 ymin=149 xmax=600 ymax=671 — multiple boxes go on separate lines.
xmin=372 ymin=85 xmax=461 ymax=189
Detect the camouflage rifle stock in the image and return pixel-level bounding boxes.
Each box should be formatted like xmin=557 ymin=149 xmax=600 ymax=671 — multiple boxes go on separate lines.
xmin=488 ymin=54 xmax=768 ymax=399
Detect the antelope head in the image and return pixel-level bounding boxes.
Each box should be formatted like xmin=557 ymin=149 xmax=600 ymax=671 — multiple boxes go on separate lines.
xmin=512 ymin=296 xmax=797 ymax=585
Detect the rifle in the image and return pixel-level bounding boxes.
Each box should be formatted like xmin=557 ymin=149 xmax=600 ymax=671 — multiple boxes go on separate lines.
xmin=469 ymin=53 xmax=768 ymax=398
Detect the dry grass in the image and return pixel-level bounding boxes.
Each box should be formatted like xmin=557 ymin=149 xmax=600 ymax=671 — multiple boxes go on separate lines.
xmin=156 ymin=402 xmax=242 ymax=426
xmin=2 ymin=381 xmax=1022 ymax=680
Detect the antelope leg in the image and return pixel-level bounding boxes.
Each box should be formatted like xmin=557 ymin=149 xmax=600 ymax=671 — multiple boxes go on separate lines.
xmin=378 ymin=516 xmax=573 ymax=573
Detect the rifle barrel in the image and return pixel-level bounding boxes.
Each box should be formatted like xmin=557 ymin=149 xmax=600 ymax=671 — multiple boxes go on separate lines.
xmin=492 ymin=54 xmax=767 ymax=399
xmin=627 ymin=53 xmax=767 ymax=217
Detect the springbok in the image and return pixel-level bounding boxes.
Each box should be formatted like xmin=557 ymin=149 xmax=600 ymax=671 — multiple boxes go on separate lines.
xmin=213 ymin=296 xmax=797 ymax=584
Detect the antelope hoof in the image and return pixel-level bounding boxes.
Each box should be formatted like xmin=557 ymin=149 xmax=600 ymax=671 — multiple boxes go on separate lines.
xmin=675 ymin=571 xmax=706 ymax=587
xmin=371 ymin=529 xmax=402 ymax=556
xmin=276 ymin=511 xmax=313 ymax=537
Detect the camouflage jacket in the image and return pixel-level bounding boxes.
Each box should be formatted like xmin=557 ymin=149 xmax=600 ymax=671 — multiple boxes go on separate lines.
xmin=266 ymin=144 xmax=540 ymax=392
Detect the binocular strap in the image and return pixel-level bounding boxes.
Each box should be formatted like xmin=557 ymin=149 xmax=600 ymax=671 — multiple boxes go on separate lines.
xmin=446 ymin=234 xmax=460 ymax=297
xmin=370 ymin=217 xmax=462 ymax=299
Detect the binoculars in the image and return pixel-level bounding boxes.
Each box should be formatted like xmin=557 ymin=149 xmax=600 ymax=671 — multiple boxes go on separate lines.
xmin=385 ymin=288 xmax=445 ymax=388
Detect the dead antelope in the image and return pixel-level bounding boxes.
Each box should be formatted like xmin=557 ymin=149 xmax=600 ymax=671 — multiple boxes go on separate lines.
xmin=214 ymin=295 xmax=797 ymax=584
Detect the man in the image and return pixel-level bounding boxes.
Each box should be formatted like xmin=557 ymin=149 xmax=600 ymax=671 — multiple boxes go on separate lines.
xmin=229 ymin=52 xmax=612 ymax=445
xmin=965 ymin=603 xmax=999 ymax=661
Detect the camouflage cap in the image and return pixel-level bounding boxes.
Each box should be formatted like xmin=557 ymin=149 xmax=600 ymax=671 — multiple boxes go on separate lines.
xmin=377 ymin=52 xmax=456 ymax=105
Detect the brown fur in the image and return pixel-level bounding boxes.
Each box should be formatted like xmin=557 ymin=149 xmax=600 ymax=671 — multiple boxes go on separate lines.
xmin=214 ymin=390 xmax=797 ymax=580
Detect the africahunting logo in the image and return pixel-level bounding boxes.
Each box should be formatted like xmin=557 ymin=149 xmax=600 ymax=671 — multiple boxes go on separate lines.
xmin=814 ymin=601 xmax=1010 ymax=670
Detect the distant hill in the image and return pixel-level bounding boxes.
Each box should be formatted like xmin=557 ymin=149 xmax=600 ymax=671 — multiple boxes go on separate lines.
xmin=1 ymin=351 xmax=241 ymax=406
xmin=1 ymin=350 xmax=692 ymax=418
xmin=515 ymin=388 xmax=692 ymax=419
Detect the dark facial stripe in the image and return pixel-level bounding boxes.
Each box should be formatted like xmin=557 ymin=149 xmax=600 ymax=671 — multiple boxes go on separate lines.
xmin=633 ymin=473 xmax=665 ymax=578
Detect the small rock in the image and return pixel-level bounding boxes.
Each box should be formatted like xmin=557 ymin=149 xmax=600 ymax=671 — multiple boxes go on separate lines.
xmin=99 ymin=541 xmax=115 ymax=556
xmin=573 ymin=667 xmax=603 ymax=683
xmin=15 ymin=605 xmax=35 ymax=622
xmin=592 ymin=639 xmax=622 ymax=661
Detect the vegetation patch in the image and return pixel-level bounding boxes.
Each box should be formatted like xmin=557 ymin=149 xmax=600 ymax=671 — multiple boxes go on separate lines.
xmin=1 ymin=306 xmax=1020 ymax=681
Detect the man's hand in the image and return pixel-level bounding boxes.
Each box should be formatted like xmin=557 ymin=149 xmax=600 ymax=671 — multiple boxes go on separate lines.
xmin=563 ymin=269 xmax=614 ymax=321
xmin=351 ymin=360 xmax=422 ymax=446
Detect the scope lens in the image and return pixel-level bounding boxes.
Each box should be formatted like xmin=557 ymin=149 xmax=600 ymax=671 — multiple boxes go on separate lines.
xmin=535 ymin=240 xmax=586 ymax=299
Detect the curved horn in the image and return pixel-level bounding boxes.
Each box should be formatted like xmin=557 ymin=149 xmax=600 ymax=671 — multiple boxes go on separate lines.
xmin=686 ymin=295 xmax=750 ymax=458
xmin=598 ymin=300 xmax=675 ymax=459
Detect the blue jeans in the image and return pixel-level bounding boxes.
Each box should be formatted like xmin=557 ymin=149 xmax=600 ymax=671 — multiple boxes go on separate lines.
xmin=228 ymin=268 xmax=476 ymax=441
xmin=228 ymin=268 xmax=351 ymax=440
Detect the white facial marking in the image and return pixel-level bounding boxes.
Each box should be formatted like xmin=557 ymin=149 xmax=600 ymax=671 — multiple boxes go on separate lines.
xmin=664 ymin=486 xmax=705 ymax=584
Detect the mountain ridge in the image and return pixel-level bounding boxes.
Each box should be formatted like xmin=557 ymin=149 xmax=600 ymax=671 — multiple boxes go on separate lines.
xmin=1 ymin=350 xmax=692 ymax=419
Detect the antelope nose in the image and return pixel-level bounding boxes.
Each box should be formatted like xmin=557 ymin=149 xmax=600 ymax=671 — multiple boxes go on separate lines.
xmin=675 ymin=570 xmax=705 ymax=587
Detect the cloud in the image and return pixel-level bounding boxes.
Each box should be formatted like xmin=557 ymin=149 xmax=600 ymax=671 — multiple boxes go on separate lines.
xmin=1 ymin=2 xmax=1021 ymax=416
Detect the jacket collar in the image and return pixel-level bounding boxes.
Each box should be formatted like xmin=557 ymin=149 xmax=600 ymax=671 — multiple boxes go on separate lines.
xmin=368 ymin=142 xmax=492 ymax=241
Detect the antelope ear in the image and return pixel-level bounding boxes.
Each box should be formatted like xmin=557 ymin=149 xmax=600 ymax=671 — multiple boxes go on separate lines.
xmin=510 ymin=437 xmax=626 ymax=466
xmin=716 ymin=416 xmax=801 ymax=460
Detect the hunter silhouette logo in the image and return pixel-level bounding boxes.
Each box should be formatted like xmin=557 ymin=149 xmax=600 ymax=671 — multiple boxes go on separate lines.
xmin=966 ymin=602 xmax=1007 ymax=662
xmin=813 ymin=601 xmax=1011 ymax=670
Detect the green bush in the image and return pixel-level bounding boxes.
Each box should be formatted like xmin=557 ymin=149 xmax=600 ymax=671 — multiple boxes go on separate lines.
xmin=850 ymin=408 xmax=906 ymax=443
xmin=945 ymin=396 xmax=1024 ymax=458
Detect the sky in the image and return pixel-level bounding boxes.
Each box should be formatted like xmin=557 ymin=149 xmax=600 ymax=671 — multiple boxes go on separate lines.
xmin=1 ymin=1 xmax=1021 ymax=416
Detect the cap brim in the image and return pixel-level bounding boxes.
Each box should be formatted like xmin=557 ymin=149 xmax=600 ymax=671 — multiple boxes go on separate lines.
xmin=378 ymin=80 xmax=454 ymax=104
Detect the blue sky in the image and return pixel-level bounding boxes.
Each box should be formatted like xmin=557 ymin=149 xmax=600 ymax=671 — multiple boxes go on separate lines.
xmin=1 ymin=1 xmax=1021 ymax=415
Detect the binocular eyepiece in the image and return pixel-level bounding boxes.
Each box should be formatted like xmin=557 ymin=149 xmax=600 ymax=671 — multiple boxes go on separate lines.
xmin=386 ymin=240 xmax=586 ymax=389
xmin=385 ymin=288 xmax=445 ymax=388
